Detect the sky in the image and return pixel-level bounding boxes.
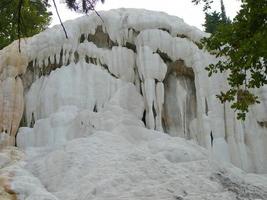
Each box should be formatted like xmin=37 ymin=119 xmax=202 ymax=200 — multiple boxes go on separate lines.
xmin=48 ymin=0 xmax=241 ymax=30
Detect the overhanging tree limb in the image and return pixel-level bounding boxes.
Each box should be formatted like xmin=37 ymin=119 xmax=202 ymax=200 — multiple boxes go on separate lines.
xmin=12 ymin=0 xmax=104 ymax=52
xmin=17 ymin=0 xmax=23 ymax=52
xmin=86 ymin=0 xmax=104 ymax=23
xmin=52 ymin=0 xmax=68 ymax=39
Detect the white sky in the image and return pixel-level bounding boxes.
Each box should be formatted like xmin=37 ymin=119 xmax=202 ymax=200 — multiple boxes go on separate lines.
xmin=49 ymin=0 xmax=241 ymax=30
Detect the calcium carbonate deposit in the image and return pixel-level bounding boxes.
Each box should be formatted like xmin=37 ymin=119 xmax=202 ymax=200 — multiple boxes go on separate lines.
xmin=0 ymin=8 xmax=267 ymax=200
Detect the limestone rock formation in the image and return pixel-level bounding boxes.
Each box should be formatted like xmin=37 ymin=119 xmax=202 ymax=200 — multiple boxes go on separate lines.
xmin=0 ymin=41 xmax=27 ymax=147
xmin=0 ymin=8 xmax=266 ymax=175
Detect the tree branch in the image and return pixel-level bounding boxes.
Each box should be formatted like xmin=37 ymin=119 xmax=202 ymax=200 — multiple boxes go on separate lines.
xmin=17 ymin=0 xmax=23 ymax=52
xmin=87 ymin=0 xmax=104 ymax=23
xmin=52 ymin=0 xmax=68 ymax=39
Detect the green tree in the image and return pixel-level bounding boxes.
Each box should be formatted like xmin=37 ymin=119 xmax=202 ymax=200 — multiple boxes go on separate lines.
xmin=220 ymin=0 xmax=227 ymax=23
xmin=0 ymin=0 xmax=52 ymax=50
xmin=194 ymin=0 xmax=267 ymax=120
xmin=203 ymin=0 xmax=231 ymax=34
xmin=203 ymin=11 xmax=222 ymax=33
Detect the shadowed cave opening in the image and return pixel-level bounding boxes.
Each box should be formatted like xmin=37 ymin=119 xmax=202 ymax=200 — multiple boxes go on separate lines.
xmin=162 ymin=59 xmax=197 ymax=139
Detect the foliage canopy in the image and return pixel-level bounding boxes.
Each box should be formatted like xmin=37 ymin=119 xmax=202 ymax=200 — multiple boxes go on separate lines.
xmin=195 ymin=0 xmax=267 ymax=120
xmin=203 ymin=0 xmax=231 ymax=34
xmin=0 ymin=0 xmax=52 ymax=49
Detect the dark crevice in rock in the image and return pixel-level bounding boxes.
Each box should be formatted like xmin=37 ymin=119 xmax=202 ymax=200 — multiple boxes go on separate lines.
xmin=210 ymin=131 xmax=214 ymax=147
xmin=21 ymin=48 xmax=66 ymax=95
xmin=162 ymin=116 xmax=167 ymax=134
xmin=85 ymin=55 xmax=89 ymax=63
xmin=124 ymin=42 xmax=136 ymax=53
xmin=176 ymin=33 xmax=188 ymax=39
xmin=195 ymin=42 xmax=203 ymax=50
xmin=176 ymin=33 xmax=203 ymax=50
xmin=85 ymin=55 xmax=98 ymax=65
xmin=58 ymin=48 xmax=64 ymax=66
xmin=257 ymin=121 xmax=267 ymax=128
xmin=101 ymin=63 xmax=109 ymax=71
xmin=174 ymin=195 xmax=184 ymax=200
xmin=30 ymin=113 xmax=35 ymax=128
xmin=66 ymin=52 xmax=72 ymax=66
xmin=87 ymin=26 xmax=118 ymax=49
xmin=156 ymin=49 xmax=173 ymax=63
xmin=152 ymin=102 xmax=157 ymax=119
xmin=93 ymin=105 xmax=98 ymax=112
xmin=158 ymin=28 xmax=170 ymax=34
xmin=139 ymin=80 xmax=144 ymax=96
xmin=80 ymin=34 xmax=86 ymax=43
xmin=155 ymin=79 xmax=162 ymax=85
xmin=127 ymin=28 xmax=140 ymax=39
xmin=21 ymin=60 xmax=35 ymax=93
xmin=19 ymin=109 xmax=28 ymax=128
xmin=42 ymin=52 xmax=63 ymax=76
xmin=166 ymin=59 xmax=194 ymax=80
xmin=142 ymin=110 xmax=146 ymax=126
xmin=74 ymin=51 xmax=79 ymax=63
xmin=89 ymin=57 xmax=98 ymax=65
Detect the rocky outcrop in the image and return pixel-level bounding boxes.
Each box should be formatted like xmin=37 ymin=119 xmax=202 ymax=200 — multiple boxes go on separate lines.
xmin=0 ymin=147 xmax=23 ymax=200
xmin=0 ymin=42 xmax=27 ymax=146
xmin=0 ymin=9 xmax=266 ymax=173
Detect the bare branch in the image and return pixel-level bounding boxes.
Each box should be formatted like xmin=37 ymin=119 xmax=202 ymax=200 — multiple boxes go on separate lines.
xmin=87 ymin=0 xmax=104 ymax=23
xmin=17 ymin=0 xmax=23 ymax=52
xmin=52 ymin=0 xmax=69 ymax=39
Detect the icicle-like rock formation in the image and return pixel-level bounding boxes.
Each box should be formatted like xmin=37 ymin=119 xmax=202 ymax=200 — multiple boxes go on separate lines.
xmin=0 ymin=42 xmax=27 ymax=147
xmin=0 ymin=8 xmax=266 ymax=173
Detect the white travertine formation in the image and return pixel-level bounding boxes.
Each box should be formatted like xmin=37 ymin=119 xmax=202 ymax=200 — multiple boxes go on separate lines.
xmin=0 ymin=41 xmax=27 ymax=146
xmin=0 ymin=8 xmax=266 ymax=174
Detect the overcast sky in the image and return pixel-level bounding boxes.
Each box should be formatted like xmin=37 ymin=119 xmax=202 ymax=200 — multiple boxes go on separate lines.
xmin=49 ymin=0 xmax=241 ymax=30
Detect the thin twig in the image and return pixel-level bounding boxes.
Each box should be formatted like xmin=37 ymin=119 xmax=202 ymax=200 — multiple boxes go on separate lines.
xmin=87 ymin=0 xmax=104 ymax=23
xmin=52 ymin=0 xmax=68 ymax=39
xmin=92 ymin=8 xmax=104 ymax=23
xmin=17 ymin=0 xmax=23 ymax=52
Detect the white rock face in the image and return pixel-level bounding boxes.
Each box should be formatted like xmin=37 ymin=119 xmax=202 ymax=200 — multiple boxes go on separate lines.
xmin=24 ymin=62 xmax=127 ymax=125
xmin=0 ymin=8 xmax=266 ymax=176
xmin=5 ymin=104 xmax=267 ymax=200
xmin=0 ymin=42 xmax=27 ymax=146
